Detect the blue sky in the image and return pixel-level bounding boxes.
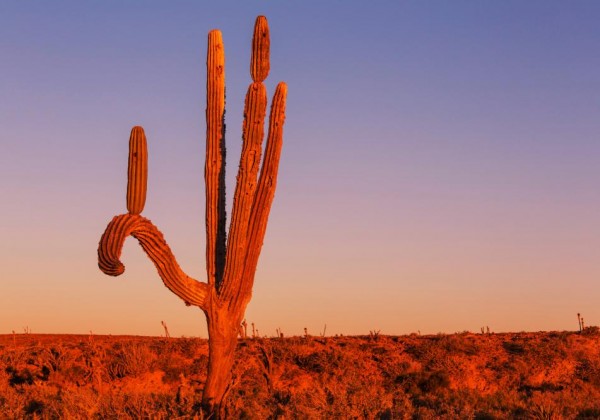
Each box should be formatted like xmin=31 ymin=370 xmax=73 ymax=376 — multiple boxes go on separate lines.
xmin=1 ymin=1 xmax=599 ymax=336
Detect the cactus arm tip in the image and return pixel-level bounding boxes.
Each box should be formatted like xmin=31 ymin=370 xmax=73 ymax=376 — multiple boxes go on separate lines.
xmin=126 ymin=126 xmax=148 ymax=215
xmin=251 ymin=15 xmax=270 ymax=83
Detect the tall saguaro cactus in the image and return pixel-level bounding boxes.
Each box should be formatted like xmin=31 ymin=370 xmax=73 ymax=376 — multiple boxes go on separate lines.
xmin=97 ymin=16 xmax=287 ymax=416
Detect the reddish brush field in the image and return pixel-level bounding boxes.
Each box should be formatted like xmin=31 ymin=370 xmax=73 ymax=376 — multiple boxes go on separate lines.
xmin=1 ymin=329 xmax=599 ymax=418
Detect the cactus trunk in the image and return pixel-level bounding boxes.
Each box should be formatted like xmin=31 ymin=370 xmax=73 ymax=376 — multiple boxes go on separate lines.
xmin=97 ymin=15 xmax=287 ymax=418
xmin=202 ymin=298 xmax=243 ymax=417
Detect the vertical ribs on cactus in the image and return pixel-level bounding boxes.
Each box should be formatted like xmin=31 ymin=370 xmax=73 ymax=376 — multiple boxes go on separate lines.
xmin=126 ymin=126 xmax=148 ymax=215
xmin=97 ymin=15 xmax=287 ymax=417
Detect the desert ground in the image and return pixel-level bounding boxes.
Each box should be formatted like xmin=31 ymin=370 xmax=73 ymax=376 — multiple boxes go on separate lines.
xmin=1 ymin=328 xmax=599 ymax=419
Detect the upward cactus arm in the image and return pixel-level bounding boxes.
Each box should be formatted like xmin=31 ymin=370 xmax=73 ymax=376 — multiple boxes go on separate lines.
xmin=221 ymin=82 xmax=267 ymax=295
xmin=98 ymin=214 xmax=209 ymax=309
xmin=126 ymin=126 xmax=148 ymax=215
xmin=250 ymin=16 xmax=270 ymax=83
xmin=205 ymin=30 xmax=227 ymax=289
xmin=230 ymin=82 xmax=287 ymax=310
xmin=246 ymin=83 xmax=287 ymax=270
xmin=220 ymin=16 xmax=271 ymax=303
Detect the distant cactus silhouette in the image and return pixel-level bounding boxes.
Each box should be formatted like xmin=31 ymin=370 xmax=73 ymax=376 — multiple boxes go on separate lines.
xmin=97 ymin=16 xmax=287 ymax=417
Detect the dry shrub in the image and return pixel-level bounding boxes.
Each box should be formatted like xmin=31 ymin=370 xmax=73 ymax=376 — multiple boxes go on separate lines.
xmin=502 ymin=341 xmax=526 ymax=355
xmin=106 ymin=342 xmax=156 ymax=380
xmin=2 ymin=332 xmax=600 ymax=418
xmin=176 ymin=337 xmax=202 ymax=358
xmin=158 ymin=352 xmax=190 ymax=384
xmin=575 ymin=356 xmax=600 ymax=387
xmin=581 ymin=326 xmax=599 ymax=336
xmin=439 ymin=333 xmax=480 ymax=356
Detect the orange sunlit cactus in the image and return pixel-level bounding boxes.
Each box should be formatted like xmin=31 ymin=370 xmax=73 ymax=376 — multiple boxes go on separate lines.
xmin=97 ymin=16 xmax=287 ymax=418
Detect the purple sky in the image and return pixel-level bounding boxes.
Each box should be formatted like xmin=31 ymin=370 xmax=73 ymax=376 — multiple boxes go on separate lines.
xmin=1 ymin=2 xmax=599 ymax=337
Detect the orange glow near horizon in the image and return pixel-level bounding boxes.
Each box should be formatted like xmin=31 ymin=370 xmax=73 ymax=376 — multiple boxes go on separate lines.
xmin=1 ymin=2 xmax=599 ymax=337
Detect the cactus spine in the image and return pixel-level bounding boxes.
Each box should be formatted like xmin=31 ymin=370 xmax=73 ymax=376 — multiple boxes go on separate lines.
xmin=97 ymin=16 xmax=287 ymax=418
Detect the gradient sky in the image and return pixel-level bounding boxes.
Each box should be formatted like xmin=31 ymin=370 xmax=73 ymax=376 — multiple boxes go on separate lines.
xmin=1 ymin=1 xmax=599 ymax=337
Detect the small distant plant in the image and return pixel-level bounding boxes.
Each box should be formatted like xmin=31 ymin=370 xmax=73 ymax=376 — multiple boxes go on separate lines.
xmin=161 ymin=321 xmax=171 ymax=339
xmin=240 ymin=320 xmax=248 ymax=339
xmin=258 ymin=343 xmax=274 ymax=392
xmin=578 ymin=313 xmax=585 ymax=332
xmin=369 ymin=330 xmax=381 ymax=341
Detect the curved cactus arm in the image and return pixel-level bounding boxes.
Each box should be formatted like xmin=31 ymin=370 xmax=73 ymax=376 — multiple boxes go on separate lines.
xmin=226 ymin=82 xmax=287 ymax=309
xmin=98 ymin=214 xmax=209 ymax=309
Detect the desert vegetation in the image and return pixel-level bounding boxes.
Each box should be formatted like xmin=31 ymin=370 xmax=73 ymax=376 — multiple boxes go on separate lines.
xmin=1 ymin=329 xmax=599 ymax=418
xmin=97 ymin=16 xmax=286 ymax=417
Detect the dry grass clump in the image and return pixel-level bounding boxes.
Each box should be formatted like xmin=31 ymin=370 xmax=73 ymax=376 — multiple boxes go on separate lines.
xmin=1 ymin=329 xmax=599 ymax=418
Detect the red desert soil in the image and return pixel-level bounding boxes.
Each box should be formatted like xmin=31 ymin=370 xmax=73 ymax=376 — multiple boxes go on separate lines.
xmin=1 ymin=330 xmax=599 ymax=418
